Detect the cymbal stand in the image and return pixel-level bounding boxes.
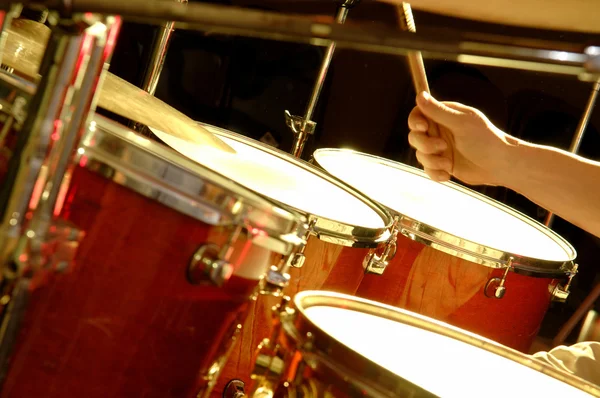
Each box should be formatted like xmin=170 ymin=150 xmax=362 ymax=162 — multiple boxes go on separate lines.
xmin=131 ymin=0 xmax=187 ymax=133
xmin=544 ymin=80 xmax=600 ymax=228
xmin=0 ymin=9 xmax=121 ymax=384
xmin=287 ymin=0 xmax=359 ymax=158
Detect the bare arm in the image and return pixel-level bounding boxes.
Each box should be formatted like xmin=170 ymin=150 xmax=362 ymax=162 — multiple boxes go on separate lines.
xmin=378 ymin=0 xmax=600 ymax=34
xmin=501 ymin=139 xmax=600 ymax=237
xmin=408 ymin=92 xmax=600 ymax=238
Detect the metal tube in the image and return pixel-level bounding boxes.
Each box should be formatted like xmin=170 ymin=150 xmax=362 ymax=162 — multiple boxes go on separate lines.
xmin=130 ymin=0 xmax=186 ymax=133
xmin=289 ymin=5 xmax=349 ymax=158
xmin=12 ymin=0 xmax=599 ymax=78
xmin=544 ymin=80 xmax=600 ymax=227
xmin=139 ymin=0 xmax=187 ymax=96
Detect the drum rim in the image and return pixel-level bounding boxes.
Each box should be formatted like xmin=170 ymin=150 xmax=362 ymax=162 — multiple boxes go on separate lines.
xmin=192 ymin=122 xmax=394 ymax=248
xmin=77 ymin=114 xmax=307 ymax=255
xmin=286 ymin=290 xmax=600 ymax=398
xmin=313 ymin=148 xmax=577 ymax=274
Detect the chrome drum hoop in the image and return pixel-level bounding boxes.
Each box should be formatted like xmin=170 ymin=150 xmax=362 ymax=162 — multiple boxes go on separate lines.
xmin=313 ymin=148 xmax=576 ymax=276
xmin=78 ymin=115 xmax=308 ymax=256
xmin=197 ymin=123 xmax=393 ymax=249
xmin=282 ymin=291 xmax=600 ymax=397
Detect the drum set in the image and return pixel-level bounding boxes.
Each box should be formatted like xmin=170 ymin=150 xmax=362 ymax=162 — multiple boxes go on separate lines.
xmin=0 ymin=1 xmax=596 ymax=397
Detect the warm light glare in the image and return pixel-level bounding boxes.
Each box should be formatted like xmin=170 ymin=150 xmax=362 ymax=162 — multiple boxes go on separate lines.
xmin=305 ymin=306 xmax=592 ymax=397
xmin=151 ymin=127 xmax=386 ymax=229
xmin=314 ymin=150 xmax=571 ymax=261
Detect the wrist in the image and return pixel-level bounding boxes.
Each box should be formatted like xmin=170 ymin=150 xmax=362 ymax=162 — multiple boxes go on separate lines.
xmin=493 ymin=134 xmax=531 ymax=190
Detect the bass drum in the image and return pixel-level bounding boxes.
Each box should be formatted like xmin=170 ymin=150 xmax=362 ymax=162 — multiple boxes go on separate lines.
xmin=312 ymin=148 xmax=577 ymax=353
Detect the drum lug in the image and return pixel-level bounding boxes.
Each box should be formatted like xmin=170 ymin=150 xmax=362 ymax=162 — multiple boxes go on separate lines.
xmin=223 ymin=379 xmax=246 ymax=398
xmin=188 ymin=224 xmax=250 ymax=287
xmin=188 ymin=243 xmax=234 ymax=287
xmin=484 ymin=257 xmax=513 ymax=299
xmin=550 ymin=263 xmax=578 ymax=303
xmin=364 ymin=216 xmax=399 ymax=275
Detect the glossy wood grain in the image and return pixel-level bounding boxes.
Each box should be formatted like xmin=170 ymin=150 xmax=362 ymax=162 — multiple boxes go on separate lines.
xmin=0 ymin=167 xmax=266 ymax=398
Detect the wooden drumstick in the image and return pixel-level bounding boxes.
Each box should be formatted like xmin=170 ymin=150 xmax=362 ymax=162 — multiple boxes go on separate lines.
xmin=396 ymin=2 xmax=442 ymax=139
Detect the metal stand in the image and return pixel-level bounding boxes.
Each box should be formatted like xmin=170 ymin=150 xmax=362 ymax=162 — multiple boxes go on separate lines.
xmin=544 ymin=80 xmax=600 ymax=227
xmin=0 ymin=11 xmax=121 ymax=385
xmin=131 ymin=0 xmax=187 ymax=133
xmin=287 ymin=0 xmax=358 ymax=158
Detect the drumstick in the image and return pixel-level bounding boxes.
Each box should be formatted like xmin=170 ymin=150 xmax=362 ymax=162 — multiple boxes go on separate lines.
xmin=396 ymin=3 xmax=442 ymax=139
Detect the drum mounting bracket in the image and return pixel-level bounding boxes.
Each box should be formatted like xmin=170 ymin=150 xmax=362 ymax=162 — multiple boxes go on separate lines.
xmin=484 ymin=257 xmax=514 ymax=299
xmin=550 ymin=263 xmax=578 ymax=302
xmin=363 ymin=216 xmax=399 ymax=275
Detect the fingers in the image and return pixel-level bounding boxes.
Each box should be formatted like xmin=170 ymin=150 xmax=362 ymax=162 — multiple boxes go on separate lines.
xmin=408 ymin=107 xmax=429 ymax=132
xmin=424 ymin=167 xmax=451 ymax=182
xmin=415 ymin=151 xmax=452 ymax=172
xmin=415 ymin=91 xmax=465 ymax=127
xmin=408 ymin=131 xmax=447 ymax=154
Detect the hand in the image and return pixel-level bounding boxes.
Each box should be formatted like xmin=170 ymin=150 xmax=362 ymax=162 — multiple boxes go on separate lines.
xmin=408 ymin=91 xmax=515 ymax=186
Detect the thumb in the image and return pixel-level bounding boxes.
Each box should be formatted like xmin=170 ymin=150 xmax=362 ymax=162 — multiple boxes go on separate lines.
xmin=416 ymin=91 xmax=463 ymax=128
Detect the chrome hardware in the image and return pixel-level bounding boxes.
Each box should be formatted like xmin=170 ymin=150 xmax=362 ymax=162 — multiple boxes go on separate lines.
xmin=260 ymin=265 xmax=290 ymax=296
xmin=289 ymin=251 xmax=305 ymax=268
xmin=131 ymin=0 xmax=188 ymax=133
xmin=364 ymin=216 xmax=399 ymax=275
xmin=287 ymin=2 xmax=351 ymax=158
xmin=285 ymin=110 xmax=316 ymax=158
xmin=551 ymin=263 xmax=579 ymax=302
xmin=484 ymin=257 xmax=514 ymax=299
xmin=0 ymin=13 xmax=121 ymax=276
xmin=285 ymin=111 xmax=317 ymax=137
xmin=188 ymin=243 xmax=233 ymax=287
xmin=223 ymin=379 xmax=246 ymax=398
xmin=188 ymin=225 xmax=244 ymax=286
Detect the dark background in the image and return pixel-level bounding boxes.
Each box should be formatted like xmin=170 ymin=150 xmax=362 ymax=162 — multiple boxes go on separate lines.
xmin=101 ymin=0 xmax=600 ymax=346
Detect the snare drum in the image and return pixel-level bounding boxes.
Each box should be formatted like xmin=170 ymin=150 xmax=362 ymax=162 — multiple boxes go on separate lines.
xmin=150 ymin=125 xmax=393 ymax=395
xmin=0 ymin=115 xmax=307 ymax=398
xmin=250 ymin=290 xmax=600 ymax=398
xmin=313 ymin=149 xmax=577 ymax=353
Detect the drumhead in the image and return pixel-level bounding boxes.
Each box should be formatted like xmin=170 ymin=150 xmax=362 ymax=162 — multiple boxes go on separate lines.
xmin=151 ymin=126 xmax=391 ymax=246
xmin=313 ymin=149 xmax=575 ymax=267
xmin=294 ymin=291 xmax=599 ymax=398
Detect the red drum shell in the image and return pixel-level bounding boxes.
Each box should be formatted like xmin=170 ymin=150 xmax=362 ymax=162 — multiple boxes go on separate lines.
xmin=214 ymin=237 xmax=370 ymax=397
xmin=0 ymin=167 xmax=271 ymax=398
xmin=355 ymin=234 xmax=558 ymax=352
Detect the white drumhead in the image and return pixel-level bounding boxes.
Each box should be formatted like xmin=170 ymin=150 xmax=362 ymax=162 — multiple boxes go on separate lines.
xmin=305 ymin=305 xmax=593 ymax=397
xmin=314 ymin=150 xmax=570 ymax=261
xmin=150 ymin=128 xmax=386 ymax=229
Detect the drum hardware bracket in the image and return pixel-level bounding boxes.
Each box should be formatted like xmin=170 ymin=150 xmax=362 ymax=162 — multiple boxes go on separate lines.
xmin=363 ymin=216 xmax=400 ymax=275
xmin=550 ymin=263 xmax=578 ymax=303
xmin=285 ymin=110 xmax=316 ymax=158
xmin=287 ymin=1 xmax=352 ymax=158
xmin=223 ymin=379 xmax=245 ymax=398
xmin=188 ymin=224 xmax=246 ymax=287
xmin=261 ymin=221 xmax=312 ymax=295
xmin=484 ymin=257 xmax=514 ymax=299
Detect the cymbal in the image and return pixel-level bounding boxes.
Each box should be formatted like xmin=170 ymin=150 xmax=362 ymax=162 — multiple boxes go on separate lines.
xmin=2 ymin=19 xmax=235 ymax=153
xmin=379 ymin=0 xmax=600 ymax=34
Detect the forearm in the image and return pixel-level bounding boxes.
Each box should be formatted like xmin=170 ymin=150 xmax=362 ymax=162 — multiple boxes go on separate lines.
xmin=500 ymin=140 xmax=600 ymax=238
